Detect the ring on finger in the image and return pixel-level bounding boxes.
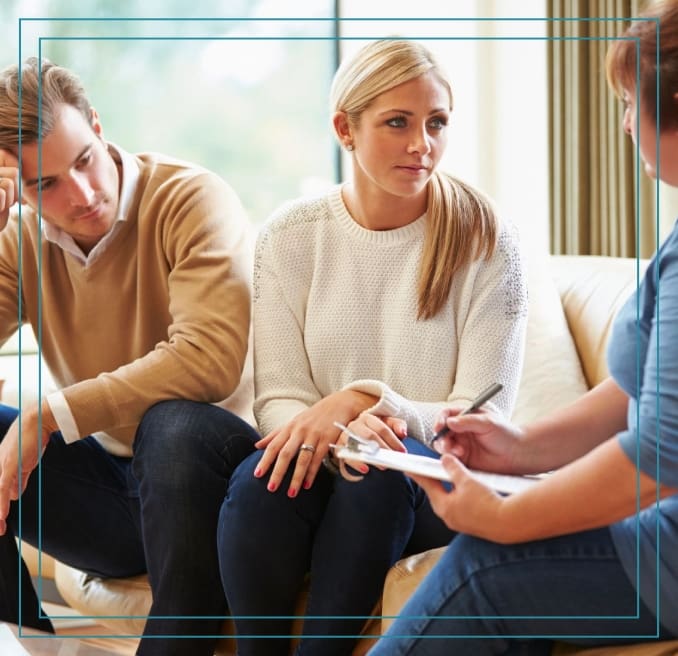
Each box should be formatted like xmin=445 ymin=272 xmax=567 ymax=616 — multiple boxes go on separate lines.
xmin=299 ymin=444 xmax=316 ymax=454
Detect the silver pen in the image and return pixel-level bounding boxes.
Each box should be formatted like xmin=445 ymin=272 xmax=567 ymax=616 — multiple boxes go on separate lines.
xmin=430 ymin=382 xmax=503 ymax=444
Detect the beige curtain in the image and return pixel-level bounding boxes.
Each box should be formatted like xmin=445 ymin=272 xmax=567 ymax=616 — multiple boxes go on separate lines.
xmin=548 ymin=0 xmax=656 ymax=258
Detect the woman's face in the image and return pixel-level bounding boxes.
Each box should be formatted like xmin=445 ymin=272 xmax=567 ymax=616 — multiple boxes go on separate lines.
xmin=622 ymin=87 xmax=678 ymax=187
xmin=347 ymin=71 xmax=451 ymax=202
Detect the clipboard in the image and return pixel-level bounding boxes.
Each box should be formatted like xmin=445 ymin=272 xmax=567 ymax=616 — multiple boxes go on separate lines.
xmin=330 ymin=422 xmax=542 ymax=495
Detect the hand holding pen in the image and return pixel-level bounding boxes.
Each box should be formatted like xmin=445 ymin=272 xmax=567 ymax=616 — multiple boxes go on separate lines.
xmin=430 ymin=383 xmax=503 ymax=446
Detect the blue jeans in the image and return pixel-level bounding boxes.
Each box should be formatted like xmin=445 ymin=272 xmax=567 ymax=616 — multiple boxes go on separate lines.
xmin=0 ymin=400 xmax=257 ymax=656
xmin=217 ymin=437 xmax=455 ymax=656
xmin=369 ymin=528 xmax=674 ymax=656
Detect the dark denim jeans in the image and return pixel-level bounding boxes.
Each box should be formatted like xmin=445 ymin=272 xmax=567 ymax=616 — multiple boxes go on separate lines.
xmin=368 ymin=528 xmax=672 ymax=656
xmin=0 ymin=400 xmax=257 ymax=656
xmin=218 ymin=437 xmax=455 ymax=656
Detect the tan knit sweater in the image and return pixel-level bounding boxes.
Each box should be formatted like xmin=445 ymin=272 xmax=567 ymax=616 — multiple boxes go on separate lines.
xmin=0 ymin=151 xmax=253 ymax=454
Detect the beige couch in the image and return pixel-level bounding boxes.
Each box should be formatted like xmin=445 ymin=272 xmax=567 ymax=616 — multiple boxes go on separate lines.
xmin=26 ymin=255 xmax=677 ymax=655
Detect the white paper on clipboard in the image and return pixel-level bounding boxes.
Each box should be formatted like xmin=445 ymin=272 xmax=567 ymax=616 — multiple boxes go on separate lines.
xmin=332 ymin=444 xmax=542 ymax=495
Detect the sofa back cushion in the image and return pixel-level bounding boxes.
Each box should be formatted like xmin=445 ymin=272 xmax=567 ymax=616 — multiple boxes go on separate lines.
xmin=550 ymin=255 xmax=648 ymax=388
xmin=511 ymin=253 xmax=589 ymax=426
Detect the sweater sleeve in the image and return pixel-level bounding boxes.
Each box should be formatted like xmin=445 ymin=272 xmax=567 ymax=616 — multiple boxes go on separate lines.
xmin=252 ymin=218 xmax=323 ymax=435
xmin=0 ymin=214 xmax=23 ymax=346
xmin=344 ymin=222 xmax=528 ymax=445
xmin=59 ymin=171 xmax=253 ymax=441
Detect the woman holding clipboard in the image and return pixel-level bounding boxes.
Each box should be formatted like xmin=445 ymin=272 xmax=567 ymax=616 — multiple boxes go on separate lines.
xmin=370 ymin=2 xmax=678 ymax=654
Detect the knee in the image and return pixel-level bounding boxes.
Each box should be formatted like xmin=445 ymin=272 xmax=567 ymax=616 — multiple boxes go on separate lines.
xmin=444 ymin=534 xmax=504 ymax=583
xmin=220 ymin=450 xmax=303 ymax=531
xmin=218 ymin=451 xmax=267 ymax=539
xmin=135 ymin=400 xmax=254 ymax=454
xmin=132 ymin=400 xmax=257 ymax=482
xmin=134 ymin=400 xmax=198 ymax=456
xmin=225 ymin=450 xmax=266 ymax=501
xmin=336 ymin=467 xmax=413 ymax=508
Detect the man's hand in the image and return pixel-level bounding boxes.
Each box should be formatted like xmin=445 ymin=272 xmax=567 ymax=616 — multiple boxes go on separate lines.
xmin=0 ymin=148 xmax=20 ymax=232
xmin=0 ymin=400 xmax=58 ymax=535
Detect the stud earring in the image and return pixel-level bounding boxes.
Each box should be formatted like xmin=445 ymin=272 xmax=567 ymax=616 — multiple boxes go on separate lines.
xmin=346 ymin=144 xmax=354 ymax=152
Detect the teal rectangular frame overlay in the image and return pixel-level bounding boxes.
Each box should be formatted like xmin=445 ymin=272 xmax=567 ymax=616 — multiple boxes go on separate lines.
xmin=13 ymin=14 xmax=661 ymax=644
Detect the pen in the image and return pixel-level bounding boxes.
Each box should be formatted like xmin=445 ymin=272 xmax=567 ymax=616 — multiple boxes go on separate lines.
xmin=430 ymin=382 xmax=503 ymax=445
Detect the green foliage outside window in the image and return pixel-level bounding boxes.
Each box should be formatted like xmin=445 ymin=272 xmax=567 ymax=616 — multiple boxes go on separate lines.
xmin=0 ymin=0 xmax=337 ymax=359
xmin=2 ymin=0 xmax=337 ymax=225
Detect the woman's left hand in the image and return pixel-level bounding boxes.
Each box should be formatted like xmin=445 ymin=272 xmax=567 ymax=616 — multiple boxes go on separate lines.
xmin=410 ymin=454 xmax=509 ymax=541
xmin=337 ymin=413 xmax=407 ymax=472
xmin=254 ymin=390 xmax=375 ymax=497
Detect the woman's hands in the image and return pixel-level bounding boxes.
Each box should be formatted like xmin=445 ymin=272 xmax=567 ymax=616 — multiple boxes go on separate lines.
xmin=338 ymin=413 xmax=408 ymax=473
xmin=407 ymin=408 xmax=525 ymax=541
xmin=414 ymin=408 xmax=557 ymax=542
xmin=432 ymin=408 xmax=526 ymax=474
xmin=410 ymin=455 xmax=509 ymax=541
xmin=254 ymin=390 xmax=377 ymax=496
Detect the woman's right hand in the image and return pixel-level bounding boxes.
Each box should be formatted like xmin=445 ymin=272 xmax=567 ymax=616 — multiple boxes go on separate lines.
xmin=432 ymin=408 xmax=525 ymax=474
xmin=0 ymin=149 xmax=20 ymax=231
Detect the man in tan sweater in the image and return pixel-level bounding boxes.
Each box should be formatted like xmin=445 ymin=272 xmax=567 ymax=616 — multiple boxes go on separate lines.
xmin=0 ymin=57 xmax=257 ymax=655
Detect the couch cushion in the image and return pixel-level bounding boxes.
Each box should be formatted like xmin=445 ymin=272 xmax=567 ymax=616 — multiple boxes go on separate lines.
xmin=511 ymin=253 xmax=589 ymax=426
xmin=19 ymin=541 xmax=55 ymax=580
xmin=381 ymin=547 xmax=446 ymax=632
xmin=55 ymin=562 xmax=240 ymax=654
xmin=550 ymin=255 xmax=647 ymax=388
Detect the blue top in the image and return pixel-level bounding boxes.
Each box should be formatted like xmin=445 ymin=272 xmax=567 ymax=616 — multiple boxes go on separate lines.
xmin=608 ymin=219 xmax=678 ymax=635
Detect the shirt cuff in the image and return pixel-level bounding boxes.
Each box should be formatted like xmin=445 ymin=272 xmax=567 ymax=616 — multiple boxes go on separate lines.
xmin=45 ymin=391 xmax=81 ymax=443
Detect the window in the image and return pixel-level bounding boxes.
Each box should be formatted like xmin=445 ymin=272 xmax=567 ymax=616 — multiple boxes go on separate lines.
xmin=1 ymin=1 xmax=552 ymax=397
xmin=2 ymin=0 xmax=337 ymax=225
xmin=338 ymin=0 xmax=548 ymax=252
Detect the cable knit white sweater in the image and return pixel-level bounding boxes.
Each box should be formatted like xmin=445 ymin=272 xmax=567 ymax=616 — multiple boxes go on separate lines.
xmin=253 ymin=184 xmax=528 ymax=445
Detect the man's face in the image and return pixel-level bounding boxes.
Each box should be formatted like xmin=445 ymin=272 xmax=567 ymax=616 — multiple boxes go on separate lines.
xmin=20 ymin=103 xmax=120 ymax=253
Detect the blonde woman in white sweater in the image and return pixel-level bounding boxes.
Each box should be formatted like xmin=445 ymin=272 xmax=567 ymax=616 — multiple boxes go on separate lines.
xmin=218 ymin=39 xmax=528 ymax=656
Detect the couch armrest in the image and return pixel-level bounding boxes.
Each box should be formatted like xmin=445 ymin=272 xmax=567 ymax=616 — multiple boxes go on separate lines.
xmin=381 ymin=547 xmax=446 ymax=633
